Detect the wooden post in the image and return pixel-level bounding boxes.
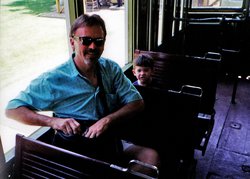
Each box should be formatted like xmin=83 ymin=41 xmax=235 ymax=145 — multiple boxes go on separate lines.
xmin=56 ymin=0 xmax=60 ymax=13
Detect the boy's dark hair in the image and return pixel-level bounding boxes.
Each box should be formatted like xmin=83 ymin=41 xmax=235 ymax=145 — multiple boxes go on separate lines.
xmin=133 ymin=54 xmax=154 ymax=69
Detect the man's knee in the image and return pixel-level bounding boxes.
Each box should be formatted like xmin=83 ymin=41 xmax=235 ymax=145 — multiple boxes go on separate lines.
xmin=141 ymin=148 xmax=160 ymax=166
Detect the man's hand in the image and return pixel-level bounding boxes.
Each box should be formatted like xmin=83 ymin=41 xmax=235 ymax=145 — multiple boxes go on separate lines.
xmin=51 ymin=118 xmax=82 ymax=135
xmin=83 ymin=117 xmax=110 ymax=138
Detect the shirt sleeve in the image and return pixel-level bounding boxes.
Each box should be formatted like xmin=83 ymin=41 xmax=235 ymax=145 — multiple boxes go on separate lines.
xmin=6 ymin=74 xmax=55 ymax=111
xmin=101 ymin=59 xmax=142 ymax=110
xmin=114 ymin=67 xmax=142 ymax=104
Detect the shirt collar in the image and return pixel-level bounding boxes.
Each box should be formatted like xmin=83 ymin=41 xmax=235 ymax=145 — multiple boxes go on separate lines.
xmin=69 ymin=53 xmax=81 ymax=77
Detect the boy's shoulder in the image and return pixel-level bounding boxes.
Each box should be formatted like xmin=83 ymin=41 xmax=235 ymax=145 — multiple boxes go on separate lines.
xmin=133 ymin=80 xmax=139 ymax=86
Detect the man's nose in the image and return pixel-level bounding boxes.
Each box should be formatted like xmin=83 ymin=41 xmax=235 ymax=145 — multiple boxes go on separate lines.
xmin=88 ymin=42 xmax=96 ymax=49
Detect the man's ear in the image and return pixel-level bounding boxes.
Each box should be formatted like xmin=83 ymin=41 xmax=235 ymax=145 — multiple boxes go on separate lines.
xmin=70 ymin=37 xmax=75 ymax=51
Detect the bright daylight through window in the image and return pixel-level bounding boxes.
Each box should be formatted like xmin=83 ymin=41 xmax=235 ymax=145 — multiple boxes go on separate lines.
xmin=192 ymin=0 xmax=243 ymax=8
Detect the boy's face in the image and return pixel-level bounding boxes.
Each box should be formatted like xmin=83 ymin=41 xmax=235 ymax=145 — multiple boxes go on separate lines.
xmin=133 ymin=66 xmax=153 ymax=86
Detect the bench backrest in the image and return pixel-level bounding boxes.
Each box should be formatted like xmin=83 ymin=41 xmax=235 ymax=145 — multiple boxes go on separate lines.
xmin=121 ymin=85 xmax=202 ymax=155
xmin=0 ymin=136 xmax=6 ymax=179
xmin=134 ymin=50 xmax=221 ymax=114
xmin=0 ymin=137 xmax=5 ymax=166
xmin=14 ymin=134 xmax=158 ymax=179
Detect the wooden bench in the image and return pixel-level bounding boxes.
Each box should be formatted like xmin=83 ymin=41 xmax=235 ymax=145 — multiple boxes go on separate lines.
xmin=134 ymin=49 xmax=221 ymax=114
xmin=0 ymin=136 xmax=7 ymax=179
xmin=129 ymin=50 xmax=221 ymax=155
xmin=221 ymin=48 xmax=241 ymax=104
xmin=119 ymin=85 xmax=201 ymax=178
xmin=121 ymin=85 xmax=202 ymax=155
xmin=14 ymin=134 xmax=159 ymax=179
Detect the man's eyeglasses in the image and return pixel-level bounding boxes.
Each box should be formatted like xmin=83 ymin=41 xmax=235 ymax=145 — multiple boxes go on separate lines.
xmin=73 ymin=36 xmax=105 ymax=47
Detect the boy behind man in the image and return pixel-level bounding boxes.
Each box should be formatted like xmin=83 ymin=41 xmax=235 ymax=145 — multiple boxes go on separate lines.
xmin=132 ymin=54 xmax=155 ymax=87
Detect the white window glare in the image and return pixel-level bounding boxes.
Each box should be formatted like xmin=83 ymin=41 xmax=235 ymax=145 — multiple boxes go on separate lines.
xmin=191 ymin=0 xmax=243 ymax=8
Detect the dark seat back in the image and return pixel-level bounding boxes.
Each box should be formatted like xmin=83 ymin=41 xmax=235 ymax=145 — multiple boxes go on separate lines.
xmin=0 ymin=137 xmax=5 ymax=167
xmin=14 ymin=134 xmax=159 ymax=179
xmin=121 ymin=85 xmax=202 ymax=156
xmin=134 ymin=50 xmax=221 ymax=114
xmin=127 ymin=50 xmax=222 ymax=155
xmin=0 ymin=136 xmax=6 ymax=179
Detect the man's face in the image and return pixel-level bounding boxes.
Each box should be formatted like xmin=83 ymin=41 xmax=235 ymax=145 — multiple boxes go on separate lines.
xmin=70 ymin=25 xmax=105 ymax=66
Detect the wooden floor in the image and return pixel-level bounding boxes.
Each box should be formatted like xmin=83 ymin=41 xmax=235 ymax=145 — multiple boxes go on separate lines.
xmin=195 ymin=76 xmax=250 ymax=179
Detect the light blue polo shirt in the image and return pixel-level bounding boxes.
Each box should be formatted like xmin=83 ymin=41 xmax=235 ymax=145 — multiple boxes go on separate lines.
xmin=6 ymin=55 xmax=142 ymax=121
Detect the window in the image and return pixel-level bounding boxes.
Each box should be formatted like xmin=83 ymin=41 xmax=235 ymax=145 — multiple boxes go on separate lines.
xmin=84 ymin=2 xmax=126 ymax=67
xmin=157 ymin=0 xmax=164 ymax=45
xmin=0 ymin=0 xmax=68 ymax=154
xmin=192 ymin=0 xmax=244 ymax=8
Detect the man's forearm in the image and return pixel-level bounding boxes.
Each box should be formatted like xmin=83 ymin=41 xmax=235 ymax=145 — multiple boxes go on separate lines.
xmin=5 ymin=106 xmax=52 ymax=126
xmin=105 ymin=99 xmax=144 ymax=124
